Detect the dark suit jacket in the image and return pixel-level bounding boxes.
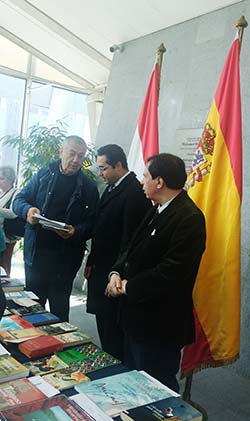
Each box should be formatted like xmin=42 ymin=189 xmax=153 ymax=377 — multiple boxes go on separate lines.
xmin=113 ymin=190 xmax=206 ymax=347
xmin=87 ymin=172 xmax=152 ymax=315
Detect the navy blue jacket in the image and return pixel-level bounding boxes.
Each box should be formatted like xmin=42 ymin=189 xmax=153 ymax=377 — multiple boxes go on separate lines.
xmin=13 ymin=160 xmax=99 ymax=269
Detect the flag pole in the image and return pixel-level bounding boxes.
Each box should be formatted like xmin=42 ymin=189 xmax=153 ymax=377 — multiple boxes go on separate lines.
xmin=236 ymin=15 xmax=248 ymax=54
xmin=156 ymin=43 xmax=166 ymax=103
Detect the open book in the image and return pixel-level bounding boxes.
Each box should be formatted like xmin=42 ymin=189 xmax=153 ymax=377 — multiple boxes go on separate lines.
xmin=33 ymin=214 xmax=69 ymax=232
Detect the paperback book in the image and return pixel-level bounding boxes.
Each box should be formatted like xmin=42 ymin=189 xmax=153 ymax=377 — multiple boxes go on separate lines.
xmin=56 ymin=342 xmax=120 ymax=372
xmin=113 ymin=397 xmax=202 ymax=421
xmin=0 ymin=354 xmax=29 ymax=383
xmin=0 ymin=394 xmax=93 ymax=420
xmin=0 ymin=327 xmax=43 ymax=344
xmin=24 ymin=354 xmax=68 ymax=376
xmin=38 ymin=322 xmax=78 ymax=336
xmin=6 ymin=300 xmax=45 ymax=317
xmin=0 ymin=315 xmax=33 ymax=331
xmin=0 ymin=278 xmax=24 ymax=292
xmin=22 ymin=312 xmax=60 ymax=326
xmin=0 ymin=378 xmax=46 ymax=411
xmin=55 ymin=331 xmax=92 ymax=348
xmin=18 ymin=335 xmax=64 ymax=358
xmin=42 ymin=366 xmax=90 ymax=391
xmin=75 ymin=370 xmax=178 ymax=417
xmin=33 ymin=213 xmax=69 ymax=232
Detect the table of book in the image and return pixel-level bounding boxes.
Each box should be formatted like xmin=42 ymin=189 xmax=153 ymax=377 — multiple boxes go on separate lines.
xmin=0 ymin=277 xmax=202 ymax=421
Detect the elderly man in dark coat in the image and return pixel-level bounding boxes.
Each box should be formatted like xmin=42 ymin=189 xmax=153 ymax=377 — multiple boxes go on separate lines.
xmin=13 ymin=136 xmax=99 ymax=322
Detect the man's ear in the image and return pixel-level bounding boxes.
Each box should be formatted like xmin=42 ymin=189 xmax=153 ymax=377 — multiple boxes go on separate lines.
xmin=156 ymin=176 xmax=164 ymax=189
xmin=115 ymin=161 xmax=122 ymax=170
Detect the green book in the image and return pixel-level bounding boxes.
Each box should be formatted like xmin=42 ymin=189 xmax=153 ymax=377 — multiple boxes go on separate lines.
xmin=56 ymin=343 xmax=120 ymax=373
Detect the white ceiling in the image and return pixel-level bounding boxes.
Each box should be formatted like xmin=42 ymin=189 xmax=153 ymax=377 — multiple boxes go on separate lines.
xmin=0 ymin=0 xmax=243 ymax=91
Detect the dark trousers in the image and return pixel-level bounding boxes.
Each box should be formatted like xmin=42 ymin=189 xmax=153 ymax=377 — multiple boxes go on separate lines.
xmin=25 ymin=251 xmax=77 ymax=322
xmin=124 ymin=333 xmax=182 ymax=393
xmin=96 ymin=313 xmax=124 ymax=362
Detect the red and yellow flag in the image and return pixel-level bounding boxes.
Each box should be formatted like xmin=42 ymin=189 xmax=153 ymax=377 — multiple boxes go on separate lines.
xmin=181 ymin=36 xmax=242 ymax=376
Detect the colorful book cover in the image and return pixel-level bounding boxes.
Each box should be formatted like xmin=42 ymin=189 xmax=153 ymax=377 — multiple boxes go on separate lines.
xmin=24 ymin=355 xmax=68 ymax=376
xmin=0 ymin=355 xmax=29 ymax=383
xmin=38 ymin=322 xmax=78 ymax=336
xmin=7 ymin=300 xmax=46 ymax=317
xmin=113 ymin=397 xmax=202 ymax=420
xmin=42 ymin=366 xmax=90 ymax=391
xmin=22 ymin=312 xmax=60 ymax=326
xmin=0 ymin=328 xmax=43 ymax=343
xmin=0 ymin=315 xmax=33 ymax=331
xmin=75 ymin=370 xmax=177 ymax=417
xmin=56 ymin=342 xmax=120 ymax=372
xmin=56 ymin=331 xmax=92 ymax=347
xmin=0 ymin=394 xmax=93 ymax=420
xmin=0 ymin=378 xmax=45 ymax=410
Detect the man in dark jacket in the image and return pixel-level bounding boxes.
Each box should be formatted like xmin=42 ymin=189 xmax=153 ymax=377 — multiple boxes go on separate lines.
xmin=86 ymin=144 xmax=152 ymax=360
xmin=106 ymin=153 xmax=206 ymax=392
xmin=13 ymin=135 xmax=99 ymax=322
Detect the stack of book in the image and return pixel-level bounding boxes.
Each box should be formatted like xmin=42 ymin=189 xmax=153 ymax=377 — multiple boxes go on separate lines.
xmin=0 ymin=354 xmax=29 ymax=383
xmin=0 ymin=277 xmax=24 ymax=292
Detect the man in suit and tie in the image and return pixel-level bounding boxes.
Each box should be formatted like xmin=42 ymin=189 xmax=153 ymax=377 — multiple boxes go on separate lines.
xmin=86 ymin=144 xmax=152 ymax=360
xmin=106 ymin=153 xmax=206 ymax=392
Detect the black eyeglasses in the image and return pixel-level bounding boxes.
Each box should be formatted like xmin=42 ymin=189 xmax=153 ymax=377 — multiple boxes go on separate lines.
xmin=98 ymin=165 xmax=109 ymax=173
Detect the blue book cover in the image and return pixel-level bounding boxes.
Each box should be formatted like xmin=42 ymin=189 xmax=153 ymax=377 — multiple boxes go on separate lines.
xmin=75 ymin=370 xmax=178 ymax=417
xmin=22 ymin=312 xmax=60 ymax=326
xmin=1 ymin=278 xmax=24 ymax=292
xmin=114 ymin=397 xmax=202 ymax=420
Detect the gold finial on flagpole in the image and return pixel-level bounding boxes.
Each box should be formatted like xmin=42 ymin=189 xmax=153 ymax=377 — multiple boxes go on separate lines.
xmin=236 ymin=16 xmax=248 ymax=53
xmin=156 ymin=43 xmax=166 ymax=102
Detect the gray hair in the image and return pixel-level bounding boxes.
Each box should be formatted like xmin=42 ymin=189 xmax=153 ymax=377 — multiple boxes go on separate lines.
xmin=0 ymin=166 xmax=16 ymax=185
xmin=62 ymin=135 xmax=87 ymax=148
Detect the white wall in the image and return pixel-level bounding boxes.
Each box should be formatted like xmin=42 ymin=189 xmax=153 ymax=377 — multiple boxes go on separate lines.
xmin=96 ymin=0 xmax=250 ymax=378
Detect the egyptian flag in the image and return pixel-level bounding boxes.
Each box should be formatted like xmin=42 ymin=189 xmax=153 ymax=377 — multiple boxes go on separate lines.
xmin=128 ymin=63 xmax=159 ymax=180
xmin=181 ymin=35 xmax=242 ymax=376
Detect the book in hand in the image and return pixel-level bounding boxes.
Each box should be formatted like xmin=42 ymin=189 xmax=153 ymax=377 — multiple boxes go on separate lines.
xmin=33 ymin=213 xmax=69 ymax=232
xmin=0 ymin=394 xmax=93 ymax=420
xmin=0 ymin=278 xmax=24 ymax=292
xmin=0 ymin=315 xmax=33 ymax=331
xmin=56 ymin=342 xmax=121 ymax=372
xmin=0 ymin=327 xmax=44 ymax=344
xmin=18 ymin=335 xmax=64 ymax=358
xmin=75 ymin=370 xmax=179 ymax=417
xmin=38 ymin=321 xmax=78 ymax=336
xmin=24 ymin=354 xmax=68 ymax=376
xmin=42 ymin=366 xmax=90 ymax=391
xmin=0 ymin=377 xmax=46 ymax=411
xmin=0 ymin=355 xmax=29 ymax=383
xmin=22 ymin=312 xmax=60 ymax=326
xmin=114 ymin=396 xmax=202 ymax=421
xmin=55 ymin=331 xmax=93 ymax=348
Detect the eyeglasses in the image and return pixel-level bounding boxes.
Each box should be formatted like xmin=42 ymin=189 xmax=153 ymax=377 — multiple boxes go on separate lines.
xmin=98 ymin=165 xmax=109 ymax=173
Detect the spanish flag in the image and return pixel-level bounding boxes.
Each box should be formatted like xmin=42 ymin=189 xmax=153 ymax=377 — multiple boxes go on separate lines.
xmin=181 ymin=35 xmax=242 ymax=376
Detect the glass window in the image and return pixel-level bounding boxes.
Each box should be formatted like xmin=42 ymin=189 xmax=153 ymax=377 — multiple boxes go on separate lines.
xmin=0 ymin=74 xmax=26 ymax=169
xmin=28 ymin=82 xmax=90 ymax=142
xmin=0 ymin=35 xmax=28 ymax=73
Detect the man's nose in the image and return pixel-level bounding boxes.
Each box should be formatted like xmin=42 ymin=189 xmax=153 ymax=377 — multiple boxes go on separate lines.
xmin=72 ymin=154 xmax=80 ymax=162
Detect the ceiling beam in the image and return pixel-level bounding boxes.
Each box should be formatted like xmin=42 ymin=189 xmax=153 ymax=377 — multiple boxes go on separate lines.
xmin=8 ymin=0 xmax=111 ymax=70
